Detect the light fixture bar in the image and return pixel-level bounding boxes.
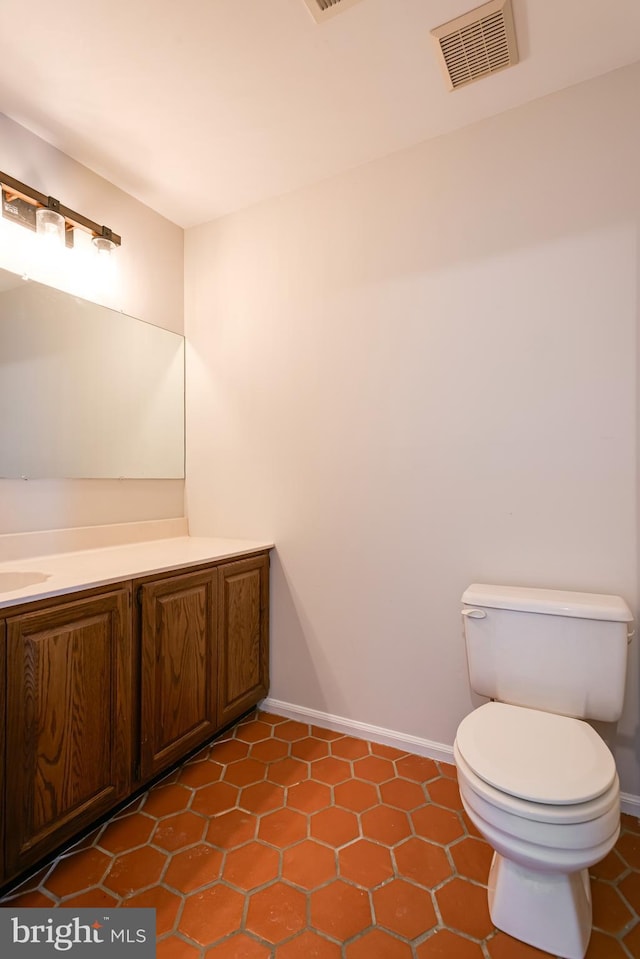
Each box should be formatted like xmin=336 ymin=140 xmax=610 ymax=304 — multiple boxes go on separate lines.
xmin=0 ymin=171 xmax=121 ymax=246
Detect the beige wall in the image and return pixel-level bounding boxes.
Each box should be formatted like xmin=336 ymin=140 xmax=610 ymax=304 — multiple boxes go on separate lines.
xmin=0 ymin=114 xmax=185 ymax=532
xmin=185 ymin=63 xmax=640 ymax=794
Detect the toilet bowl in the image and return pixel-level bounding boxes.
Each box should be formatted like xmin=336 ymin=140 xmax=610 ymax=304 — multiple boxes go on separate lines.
xmin=456 ymin=583 xmax=633 ymax=959
xmin=454 ymin=702 xmax=621 ymax=958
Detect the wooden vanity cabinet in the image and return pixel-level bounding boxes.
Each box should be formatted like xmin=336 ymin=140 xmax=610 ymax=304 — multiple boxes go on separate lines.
xmin=137 ymin=552 xmax=270 ymax=779
xmin=138 ymin=568 xmax=218 ymax=781
xmin=217 ymin=554 xmax=269 ymax=728
xmin=4 ymin=588 xmax=133 ymax=878
xmin=0 ymin=548 xmax=270 ymax=886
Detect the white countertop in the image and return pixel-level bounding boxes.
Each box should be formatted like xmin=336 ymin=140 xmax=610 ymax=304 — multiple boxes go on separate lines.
xmin=0 ymin=536 xmax=274 ymax=609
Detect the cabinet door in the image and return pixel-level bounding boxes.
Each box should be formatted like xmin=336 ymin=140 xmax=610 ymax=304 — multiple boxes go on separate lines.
xmin=139 ymin=569 xmax=218 ymax=780
xmin=217 ymin=554 xmax=269 ymax=728
xmin=5 ymin=590 xmax=132 ymax=877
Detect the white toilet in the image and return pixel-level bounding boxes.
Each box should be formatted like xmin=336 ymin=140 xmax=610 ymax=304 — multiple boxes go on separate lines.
xmin=454 ymin=583 xmax=633 ymax=959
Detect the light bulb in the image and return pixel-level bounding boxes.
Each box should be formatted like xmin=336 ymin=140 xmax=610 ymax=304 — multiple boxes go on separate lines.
xmin=35 ymin=207 xmax=65 ymax=246
xmin=92 ymin=235 xmax=117 ymax=257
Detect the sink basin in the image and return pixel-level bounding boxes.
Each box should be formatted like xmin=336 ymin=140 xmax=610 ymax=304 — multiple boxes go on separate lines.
xmin=0 ymin=571 xmax=49 ymax=592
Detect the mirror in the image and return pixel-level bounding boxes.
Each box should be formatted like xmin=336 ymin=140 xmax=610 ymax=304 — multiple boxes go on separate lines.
xmin=0 ymin=268 xmax=184 ymax=478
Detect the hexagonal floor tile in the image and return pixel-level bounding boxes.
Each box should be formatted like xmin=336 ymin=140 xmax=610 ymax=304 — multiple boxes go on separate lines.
xmin=449 ymin=836 xmax=494 ymax=884
xmin=178 ymin=761 xmax=224 ymax=789
xmin=238 ymin=781 xmax=285 ymax=814
xmin=394 ymin=837 xmax=452 ymax=888
xmin=310 ymin=807 xmax=360 ymax=847
xmin=190 ymin=781 xmax=239 ymax=816
xmin=330 ymin=737 xmax=371 ymax=760
xmin=273 ymin=720 xmax=311 ymax=742
xmin=275 ymin=929 xmax=341 ymax=958
xmin=156 ymin=934 xmax=201 ymax=959
xmin=258 ymin=807 xmax=308 ymax=848
xmin=234 ymin=720 xmax=274 ymax=744
xmin=379 ymin=778 xmax=427 ymax=811
xmin=310 ymin=757 xmax=352 ymax=785
xmin=223 ymin=841 xmax=280 ymax=890
xmin=4 ymin=708 xmax=640 ymax=959
xmin=353 ymin=756 xmax=396 ymax=784
xmin=103 ymin=846 xmax=168 ymax=897
xmin=287 ymin=779 xmax=332 ymax=813
xmin=310 ymin=879 xmax=373 ymax=941
xmin=416 ymin=929 xmax=485 ymax=958
xmin=204 ymin=933 xmax=272 ymax=958
xmin=250 ymin=738 xmax=290 ymax=763
xmin=245 ymin=882 xmax=307 ymax=943
xmin=334 ymin=779 xmax=379 ymax=813
xmin=426 ymin=777 xmax=464 ymax=811
xmin=179 ymin=884 xmax=245 ymax=945
xmin=163 ymin=843 xmax=223 ymax=893
xmin=44 ymin=848 xmax=113 ymax=898
xmin=395 ymin=755 xmax=439 ymax=783
xmin=338 ymin=838 xmax=394 ymax=888
xmin=360 ymin=805 xmax=412 ymax=846
xmin=373 ymin=878 xmax=437 ymax=939
xmin=206 ymin=808 xmax=258 ymax=848
xmin=411 ymin=803 xmax=465 ymax=845
xmin=266 ymin=757 xmax=310 ymax=787
xmin=98 ymin=812 xmax=156 ymax=854
xmin=59 ymin=889 xmax=119 ymax=909
xmin=142 ymin=783 xmax=193 ymax=818
xmin=208 ymin=739 xmax=250 ymax=763
xmin=222 ymin=758 xmax=267 ymax=787
xmin=153 ymin=811 xmax=207 ymax=852
xmin=290 ymin=738 xmax=331 ymax=762
xmin=435 ymin=877 xmax=493 ymax=940
xmin=282 ymin=839 xmax=337 ymax=889
xmin=591 ymin=879 xmax=634 ymax=934
xmin=122 ymin=886 xmax=182 ymax=936
xmin=345 ymin=929 xmax=413 ymax=959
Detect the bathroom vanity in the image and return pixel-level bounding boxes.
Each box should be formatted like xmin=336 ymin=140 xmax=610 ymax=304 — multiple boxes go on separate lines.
xmin=0 ymin=537 xmax=271 ymax=884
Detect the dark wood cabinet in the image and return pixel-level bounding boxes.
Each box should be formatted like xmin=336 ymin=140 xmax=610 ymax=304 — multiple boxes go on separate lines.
xmin=217 ymin=554 xmax=269 ymax=727
xmin=139 ymin=569 xmax=218 ymax=780
xmin=0 ymin=547 xmax=270 ymax=886
xmin=4 ymin=589 xmax=132 ymax=876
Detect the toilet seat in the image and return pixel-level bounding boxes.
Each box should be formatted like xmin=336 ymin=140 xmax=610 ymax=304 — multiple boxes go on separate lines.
xmin=455 ymin=743 xmax=620 ymax=827
xmin=455 ymin=702 xmax=616 ymax=807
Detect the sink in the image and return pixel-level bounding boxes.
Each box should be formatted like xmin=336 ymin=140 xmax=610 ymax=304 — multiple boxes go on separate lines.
xmin=0 ymin=571 xmax=49 ymax=592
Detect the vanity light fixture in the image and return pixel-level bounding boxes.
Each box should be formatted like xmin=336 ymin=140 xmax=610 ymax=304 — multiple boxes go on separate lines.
xmin=92 ymin=227 xmax=117 ymax=256
xmin=35 ymin=198 xmax=66 ymax=246
xmin=0 ymin=171 xmax=122 ymax=252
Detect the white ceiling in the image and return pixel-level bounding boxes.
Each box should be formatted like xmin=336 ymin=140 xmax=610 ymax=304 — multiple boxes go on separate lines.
xmin=0 ymin=0 xmax=639 ymax=228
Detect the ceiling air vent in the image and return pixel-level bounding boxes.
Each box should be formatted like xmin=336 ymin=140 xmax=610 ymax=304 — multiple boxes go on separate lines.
xmin=302 ymin=0 xmax=364 ymax=24
xmin=431 ymin=0 xmax=518 ymax=91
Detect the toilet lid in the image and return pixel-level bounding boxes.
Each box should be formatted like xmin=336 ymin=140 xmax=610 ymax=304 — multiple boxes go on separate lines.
xmin=456 ymin=702 xmax=616 ymax=804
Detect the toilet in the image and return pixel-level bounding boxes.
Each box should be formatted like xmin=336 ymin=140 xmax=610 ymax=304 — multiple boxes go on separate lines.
xmin=454 ymin=583 xmax=633 ymax=959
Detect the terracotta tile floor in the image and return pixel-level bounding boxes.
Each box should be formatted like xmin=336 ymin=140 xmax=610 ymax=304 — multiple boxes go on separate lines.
xmin=2 ymin=710 xmax=640 ymax=959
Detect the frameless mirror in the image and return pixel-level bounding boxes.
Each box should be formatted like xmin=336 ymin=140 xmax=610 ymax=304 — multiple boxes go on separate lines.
xmin=0 ymin=268 xmax=185 ymax=478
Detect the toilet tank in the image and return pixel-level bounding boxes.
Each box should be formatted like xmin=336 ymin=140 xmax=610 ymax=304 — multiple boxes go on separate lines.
xmin=462 ymin=584 xmax=633 ymax=722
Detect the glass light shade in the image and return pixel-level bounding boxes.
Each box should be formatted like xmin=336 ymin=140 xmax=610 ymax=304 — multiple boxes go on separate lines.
xmin=92 ymin=235 xmax=117 ymax=256
xmin=35 ymin=207 xmax=66 ymax=245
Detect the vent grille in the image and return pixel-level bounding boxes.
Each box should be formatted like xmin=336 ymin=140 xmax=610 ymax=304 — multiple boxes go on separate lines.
xmin=302 ymin=0 xmax=364 ymax=24
xmin=431 ymin=0 xmax=518 ymax=91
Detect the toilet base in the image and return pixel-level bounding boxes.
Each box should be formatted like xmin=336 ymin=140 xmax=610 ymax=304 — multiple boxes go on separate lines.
xmin=488 ymin=852 xmax=592 ymax=959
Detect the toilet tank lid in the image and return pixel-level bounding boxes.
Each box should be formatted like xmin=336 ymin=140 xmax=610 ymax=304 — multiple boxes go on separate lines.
xmin=462 ymin=583 xmax=633 ymax=622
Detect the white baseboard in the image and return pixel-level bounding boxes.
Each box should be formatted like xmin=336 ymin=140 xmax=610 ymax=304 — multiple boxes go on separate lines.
xmin=620 ymin=792 xmax=640 ymax=818
xmin=260 ymin=697 xmax=640 ymax=818
xmin=260 ymin=697 xmax=454 ymax=766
